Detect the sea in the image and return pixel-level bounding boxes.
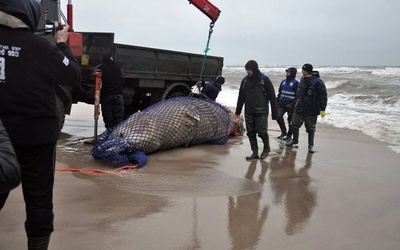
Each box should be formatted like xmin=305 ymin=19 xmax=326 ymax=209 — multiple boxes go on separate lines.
xmin=63 ymin=65 xmax=400 ymax=154
xmin=217 ymin=65 xmax=400 ymax=154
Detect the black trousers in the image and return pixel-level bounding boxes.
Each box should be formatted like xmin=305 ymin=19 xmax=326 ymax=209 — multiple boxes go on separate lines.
xmin=276 ymin=105 xmax=293 ymax=134
xmin=101 ymin=94 xmax=125 ymax=129
xmin=0 ymin=143 xmax=56 ymax=237
xmin=245 ymin=112 xmax=269 ymax=139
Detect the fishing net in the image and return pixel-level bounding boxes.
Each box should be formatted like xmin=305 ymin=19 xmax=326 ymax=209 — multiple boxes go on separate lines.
xmin=92 ymin=97 xmax=239 ymax=168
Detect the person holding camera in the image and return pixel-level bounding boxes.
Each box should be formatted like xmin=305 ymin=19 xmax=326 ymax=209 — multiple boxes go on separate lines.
xmin=0 ymin=0 xmax=82 ymax=249
xmin=276 ymin=67 xmax=299 ymax=140
xmin=286 ymin=63 xmax=328 ymax=153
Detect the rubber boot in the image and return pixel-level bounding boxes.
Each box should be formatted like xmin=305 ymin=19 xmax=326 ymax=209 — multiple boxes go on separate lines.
xmin=286 ymin=129 xmax=299 ymax=147
xmin=277 ymin=131 xmax=287 ymax=140
xmin=28 ymin=235 xmax=50 ymax=250
xmin=260 ymin=135 xmax=271 ymax=160
xmin=308 ymin=131 xmax=315 ymax=153
xmin=276 ymin=117 xmax=287 ymax=139
xmin=285 ymin=127 xmax=293 ymax=140
xmin=246 ymin=137 xmax=259 ymax=160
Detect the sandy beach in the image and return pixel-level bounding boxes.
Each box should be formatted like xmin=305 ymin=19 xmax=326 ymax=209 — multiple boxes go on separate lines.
xmin=1 ymin=118 xmax=400 ymax=250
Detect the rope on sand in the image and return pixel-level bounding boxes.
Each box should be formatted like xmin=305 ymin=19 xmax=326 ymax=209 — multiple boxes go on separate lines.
xmin=55 ymin=165 xmax=139 ymax=174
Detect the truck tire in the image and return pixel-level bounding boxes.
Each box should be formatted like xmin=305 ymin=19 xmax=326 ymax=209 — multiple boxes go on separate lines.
xmin=166 ymin=91 xmax=187 ymax=99
xmin=56 ymin=95 xmax=66 ymax=130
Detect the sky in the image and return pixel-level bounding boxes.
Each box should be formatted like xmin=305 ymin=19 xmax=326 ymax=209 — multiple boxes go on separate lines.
xmin=61 ymin=0 xmax=400 ymax=67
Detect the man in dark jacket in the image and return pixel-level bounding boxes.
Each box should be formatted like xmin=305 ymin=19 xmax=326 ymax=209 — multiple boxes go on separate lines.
xmin=286 ymin=63 xmax=327 ymax=153
xmin=0 ymin=120 xmax=20 ymax=199
xmin=197 ymin=76 xmax=225 ymax=101
xmin=235 ymin=60 xmax=278 ymax=160
xmin=0 ymin=0 xmax=82 ymax=248
xmin=97 ymin=55 xmax=124 ymax=129
xmin=276 ymin=67 xmax=299 ymax=140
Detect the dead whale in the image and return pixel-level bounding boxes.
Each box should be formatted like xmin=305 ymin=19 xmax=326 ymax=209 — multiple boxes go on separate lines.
xmin=92 ymin=97 xmax=243 ymax=168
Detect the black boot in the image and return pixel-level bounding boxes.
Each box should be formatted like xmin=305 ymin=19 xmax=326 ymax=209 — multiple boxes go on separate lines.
xmin=308 ymin=131 xmax=315 ymax=153
xmin=276 ymin=117 xmax=287 ymax=139
xmin=286 ymin=128 xmax=292 ymax=141
xmin=246 ymin=137 xmax=259 ymax=160
xmin=260 ymin=135 xmax=271 ymax=160
xmin=28 ymin=235 xmax=50 ymax=250
xmin=286 ymin=129 xmax=299 ymax=147
xmin=277 ymin=131 xmax=287 ymax=140
xmin=260 ymin=149 xmax=270 ymax=160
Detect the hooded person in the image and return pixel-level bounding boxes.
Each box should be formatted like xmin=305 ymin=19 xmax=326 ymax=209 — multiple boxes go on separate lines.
xmin=235 ymin=60 xmax=278 ymax=160
xmin=199 ymin=75 xmax=225 ymax=101
xmin=0 ymin=0 xmax=41 ymax=31
xmin=276 ymin=67 xmax=299 ymax=140
xmin=0 ymin=0 xmax=82 ymax=249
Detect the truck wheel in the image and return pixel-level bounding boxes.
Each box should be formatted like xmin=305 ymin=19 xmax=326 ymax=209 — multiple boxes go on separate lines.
xmin=166 ymin=91 xmax=187 ymax=99
xmin=56 ymin=95 xmax=66 ymax=130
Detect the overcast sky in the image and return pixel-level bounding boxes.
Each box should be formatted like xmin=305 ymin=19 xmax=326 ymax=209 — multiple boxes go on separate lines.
xmin=62 ymin=0 xmax=399 ymax=67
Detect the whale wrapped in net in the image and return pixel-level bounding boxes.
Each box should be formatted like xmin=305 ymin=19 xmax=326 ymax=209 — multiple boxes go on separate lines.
xmin=92 ymin=97 xmax=243 ymax=168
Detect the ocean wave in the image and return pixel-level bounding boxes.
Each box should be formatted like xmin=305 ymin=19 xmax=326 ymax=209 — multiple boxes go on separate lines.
xmin=370 ymin=67 xmax=400 ymax=77
xmin=322 ymin=93 xmax=400 ymax=153
xmin=325 ymin=80 xmax=348 ymax=89
xmin=221 ymin=66 xmax=400 ymax=154
xmin=329 ymin=94 xmax=400 ymax=113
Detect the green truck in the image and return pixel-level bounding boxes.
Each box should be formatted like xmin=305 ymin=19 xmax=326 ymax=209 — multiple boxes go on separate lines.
xmin=38 ymin=0 xmax=224 ymax=128
xmin=74 ymin=32 xmax=224 ymax=115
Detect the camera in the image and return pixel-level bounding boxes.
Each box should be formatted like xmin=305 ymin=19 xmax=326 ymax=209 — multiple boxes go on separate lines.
xmin=36 ymin=20 xmax=64 ymax=35
xmin=44 ymin=20 xmax=55 ymax=33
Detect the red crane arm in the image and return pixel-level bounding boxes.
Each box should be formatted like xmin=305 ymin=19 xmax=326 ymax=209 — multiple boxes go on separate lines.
xmin=188 ymin=0 xmax=221 ymax=23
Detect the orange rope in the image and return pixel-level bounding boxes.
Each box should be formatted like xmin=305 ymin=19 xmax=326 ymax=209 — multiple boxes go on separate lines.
xmin=55 ymin=164 xmax=139 ymax=175
xmin=234 ymin=121 xmax=241 ymax=136
xmin=188 ymin=89 xmax=211 ymax=100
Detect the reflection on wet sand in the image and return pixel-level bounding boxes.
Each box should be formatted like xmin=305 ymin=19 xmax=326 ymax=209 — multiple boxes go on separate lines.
xmin=269 ymin=147 xmax=317 ymax=235
xmin=228 ymin=161 xmax=269 ymax=250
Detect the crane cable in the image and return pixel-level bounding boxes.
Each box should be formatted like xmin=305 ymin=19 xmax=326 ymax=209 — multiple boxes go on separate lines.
xmin=199 ymin=21 xmax=215 ymax=82
xmin=191 ymin=21 xmax=215 ymax=96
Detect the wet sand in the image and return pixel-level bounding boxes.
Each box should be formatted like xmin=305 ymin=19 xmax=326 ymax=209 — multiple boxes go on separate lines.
xmin=1 ymin=114 xmax=400 ymax=249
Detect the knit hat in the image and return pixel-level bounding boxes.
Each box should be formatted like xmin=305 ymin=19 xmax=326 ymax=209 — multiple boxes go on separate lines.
xmin=215 ymin=76 xmax=225 ymax=85
xmin=302 ymin=63 xmax=313 ymax=73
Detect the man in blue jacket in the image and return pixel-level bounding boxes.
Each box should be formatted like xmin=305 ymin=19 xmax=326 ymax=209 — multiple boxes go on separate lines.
xmin=286 ymin=63 xmax=327 ymax=153
xmin=276 ymin=67 xmax=299 ymax=140
xmin=196 ymin=75 xmax=225 ymax=101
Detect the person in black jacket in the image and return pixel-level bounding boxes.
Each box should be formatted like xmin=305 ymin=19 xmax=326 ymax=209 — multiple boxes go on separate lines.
xmin=97 ymin=55 xmax=124 ymax=129
xmin=196 ymin=76 xmax=225 ymax=101
xmin=0 ymin=119 xmax=20 ymax=199
xmin=235 ymin=60 xmax=278 ymax=160
xmin=0 ymin=0 xmax=82 ymax=249
xmin=276 ymin=67 xmax=299 ymax=140
xmin=286 ymin=63 xmax=327 ymax=153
